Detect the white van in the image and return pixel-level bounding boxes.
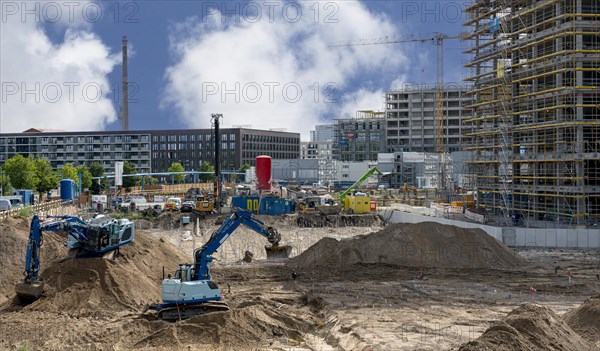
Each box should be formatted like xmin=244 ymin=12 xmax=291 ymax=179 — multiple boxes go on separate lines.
xmin=0 ymin=199 xmax=11 ymax=211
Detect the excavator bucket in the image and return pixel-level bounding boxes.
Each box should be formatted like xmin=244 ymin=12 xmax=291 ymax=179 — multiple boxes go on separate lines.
xmin=15 ymin=280 xmax=44 ymax=300
xmin=265 ymin=245 xmax=292 ymax=261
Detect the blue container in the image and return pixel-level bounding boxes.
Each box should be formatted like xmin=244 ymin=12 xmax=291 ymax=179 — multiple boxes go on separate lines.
xmin=259 ymin=197 xmax=293 ymax=215
xmin=231 ymin=196 xmax=260 ymax=213
xmin=60 ymin=179 xmax=77 ymax=201
xmin=15 ymin=189 xmax=34 ymax=205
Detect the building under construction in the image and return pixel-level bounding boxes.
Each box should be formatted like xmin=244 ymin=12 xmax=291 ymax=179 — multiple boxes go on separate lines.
xmin=464 ymin=0 xmax=599 ymax=227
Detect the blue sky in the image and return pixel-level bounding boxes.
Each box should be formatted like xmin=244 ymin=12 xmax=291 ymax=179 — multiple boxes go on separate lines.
xmin=1 ymin=0 xmax=467 ymax=138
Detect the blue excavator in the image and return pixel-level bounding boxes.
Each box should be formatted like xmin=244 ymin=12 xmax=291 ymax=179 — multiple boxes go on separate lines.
xmin=15 ymin=214 xmax=135 ymax=300
xmin=150 ymin=209 xmax=291 ymax=320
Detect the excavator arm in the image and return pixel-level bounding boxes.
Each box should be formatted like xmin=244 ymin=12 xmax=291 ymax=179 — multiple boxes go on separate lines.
xmin=339 ymin=167 xmax=383 ymax=204
xmin=193 ymin=209 xmax=289 ymax=281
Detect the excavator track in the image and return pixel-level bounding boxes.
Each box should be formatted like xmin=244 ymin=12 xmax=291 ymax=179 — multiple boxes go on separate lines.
xmin=157 ymin=301 xmax=230 ymax=321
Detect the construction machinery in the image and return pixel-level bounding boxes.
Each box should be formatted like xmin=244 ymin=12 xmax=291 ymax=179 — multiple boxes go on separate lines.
xmin=164 ymin=197 xmax=182 ymax=211
xmin=339 ymin=167 xmax=383 ymax=205
xmin=15 ymin=214 xmax=135 ymax=300
xmin=193 ymin=192 xmax=215 ymax=213
xmin=149 ymin=209 xmax=291 ymax=320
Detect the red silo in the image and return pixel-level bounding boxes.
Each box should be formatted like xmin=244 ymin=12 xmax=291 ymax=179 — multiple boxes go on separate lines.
xmin=256 ymin=155 xmax=272 ymax=191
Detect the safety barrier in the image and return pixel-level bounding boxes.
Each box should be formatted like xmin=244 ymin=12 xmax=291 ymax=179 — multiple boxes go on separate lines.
xmin=0 ymin=200 xmax=76 ymax=220
xmin=465 ymin=209 xmax=485 ymax=223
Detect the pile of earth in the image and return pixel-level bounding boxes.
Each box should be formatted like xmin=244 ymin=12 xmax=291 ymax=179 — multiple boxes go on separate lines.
xmin=21 ymin=231 xmax=190 ymax=314
xmin=126 ymin=297 xmax=319 ymax=350
xmin=0 ymin=217 xmax=65 ymax=304
xmin=0 ymin=215 xmax=190 ymax=314
xmin=459 ymin=304 xmax=595 ymax=351
xmin=564 ymin=295 xmax=600 ymax=345
xmin=288 ymin=222 xmax=523 ymax=271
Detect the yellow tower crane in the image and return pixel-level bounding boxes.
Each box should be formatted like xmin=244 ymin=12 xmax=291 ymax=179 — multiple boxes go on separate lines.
xmin=330 ymin=32 xmax=467 ymax=154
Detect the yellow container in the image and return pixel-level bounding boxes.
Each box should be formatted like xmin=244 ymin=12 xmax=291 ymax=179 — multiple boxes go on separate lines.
xmin=344 ymin=196 xmax=371 ymax=214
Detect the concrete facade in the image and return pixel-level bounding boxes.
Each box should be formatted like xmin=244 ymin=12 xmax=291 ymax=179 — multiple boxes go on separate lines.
xmin=385 ymin=85 xmax=473 ymax=154
xmin=333 ymin=110 xmax=385 ymax=162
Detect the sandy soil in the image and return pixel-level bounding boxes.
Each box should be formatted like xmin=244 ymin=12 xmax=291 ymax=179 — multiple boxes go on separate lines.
xmin=0 ymin=213 xmax=599 ymax=350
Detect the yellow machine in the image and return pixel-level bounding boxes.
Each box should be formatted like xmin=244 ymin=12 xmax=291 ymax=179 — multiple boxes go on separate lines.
xmin=344 ymin=195 xmax=372 ymax=214
xmin=164 ymin=197 xmax=182 ymax=211
xmin=195 ymin=193 xmax=215 ymax=213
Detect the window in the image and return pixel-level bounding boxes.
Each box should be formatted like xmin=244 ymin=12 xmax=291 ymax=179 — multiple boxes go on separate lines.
xmin=222 ymin=142 xmax=228 ymax=150
xmin=222 ymin=134 xmax=227 ymax=141
xmin=189 ymin=135 xmax=195 ymax=142
xmin=160 ymin=135 xmax=166 ymax=142
xmin=103 ymin=144 xmax=110 ymax=150
xmin=115 ymin=136 xmax=122 ymax=142
xmin=230 ymin=142 xmax=235 ymax=150
xmin=168 ymin=135 xmax=176 ymax=142
xmin=180 ymin=135 xmax=187 ymax=142
xmin=152 ymin=135 xmax=158 ymax=142
xmin=230 ymin=134 xmax=235 ymax=141
xmin=103 ymin=136 xmax=111 ymax=142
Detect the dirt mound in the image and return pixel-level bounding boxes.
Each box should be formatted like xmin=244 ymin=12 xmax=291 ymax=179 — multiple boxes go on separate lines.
xmin=564 ymin=295 xmax=600 ymax=344
xmin=459 ymin=304 xmax=595 ymax=351
xmin=289 ymin=222 xmax=523 ymax=271
xmin=22 ymin=232 xmax=190 ymax=314
xmin=129 ymin=298 xmax=317 ymax=350
xmin=0 ymin=217 xmax=65 ymax=304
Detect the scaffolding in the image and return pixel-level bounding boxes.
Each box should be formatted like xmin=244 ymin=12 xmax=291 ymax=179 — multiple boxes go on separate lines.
xmin=464 ymin=0 xmax=600 ymax=227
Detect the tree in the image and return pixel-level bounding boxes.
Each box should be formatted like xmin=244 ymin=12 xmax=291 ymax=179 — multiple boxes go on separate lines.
xmin=76 ymin=165 xmax=93 ymax=190
xmin=3 ymin=154 xmax=38 ymax=190
xmin=239 ymin=163 xmax=251 ymax=173
xmin=232 ymin=163 xmax=251 ymax=183
xmin=89 ymin=162 xmax=104 ymax=194
xmin=123 ymin=161 xmax=141 ymax=188
xmin=58 ymin=163 xmax=78 ymax=182
xmin=167 ymin=162 xmax=186 ymax=183
xmin=0 ymin=170 xmax=12 ymax=195
xmin=33 ymin=158 xmax=58 ymax=199
xmin=198 ymin=161 xmax=214 ymax=182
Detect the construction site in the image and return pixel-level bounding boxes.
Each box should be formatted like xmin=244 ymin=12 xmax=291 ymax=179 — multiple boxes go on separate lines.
xmin=0 ymin=0 xmax=599 ymax=350
xmin=464 ymin=0 xmax=600 ymax=227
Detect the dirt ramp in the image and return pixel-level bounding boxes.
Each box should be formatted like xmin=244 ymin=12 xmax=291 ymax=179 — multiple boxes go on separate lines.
xmin=289 ymin=222 xmax=523 ymax=271
xmin=459 ymin=304 xmax=595 ymax=351
xmin=564 ymin=295 xmax=600 ymax=345
xmin=22 ymin=232 xmax=190 ymax=314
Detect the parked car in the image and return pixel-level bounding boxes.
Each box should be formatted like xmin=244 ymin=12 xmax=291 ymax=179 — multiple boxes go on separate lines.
xmin=0 ymin=199 xmax=11 ymax=211
xmin=180 ymin=201 xmax=196 ymax=213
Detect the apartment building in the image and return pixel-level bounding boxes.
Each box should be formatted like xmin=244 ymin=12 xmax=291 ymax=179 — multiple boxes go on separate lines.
xmin=385 ymin=85 xmax=474 ymax=153
xmin=0 ymin=128 xmax=300 ymax=174
xmin=333 ymin=110 xmax=385 ymax=162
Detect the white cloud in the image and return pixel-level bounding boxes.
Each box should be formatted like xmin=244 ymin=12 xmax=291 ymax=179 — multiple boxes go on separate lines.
xmin=163 ymin=0 xmax=409 ymax=138
xmin=0 ymin=3 xmax=119 ymax=133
